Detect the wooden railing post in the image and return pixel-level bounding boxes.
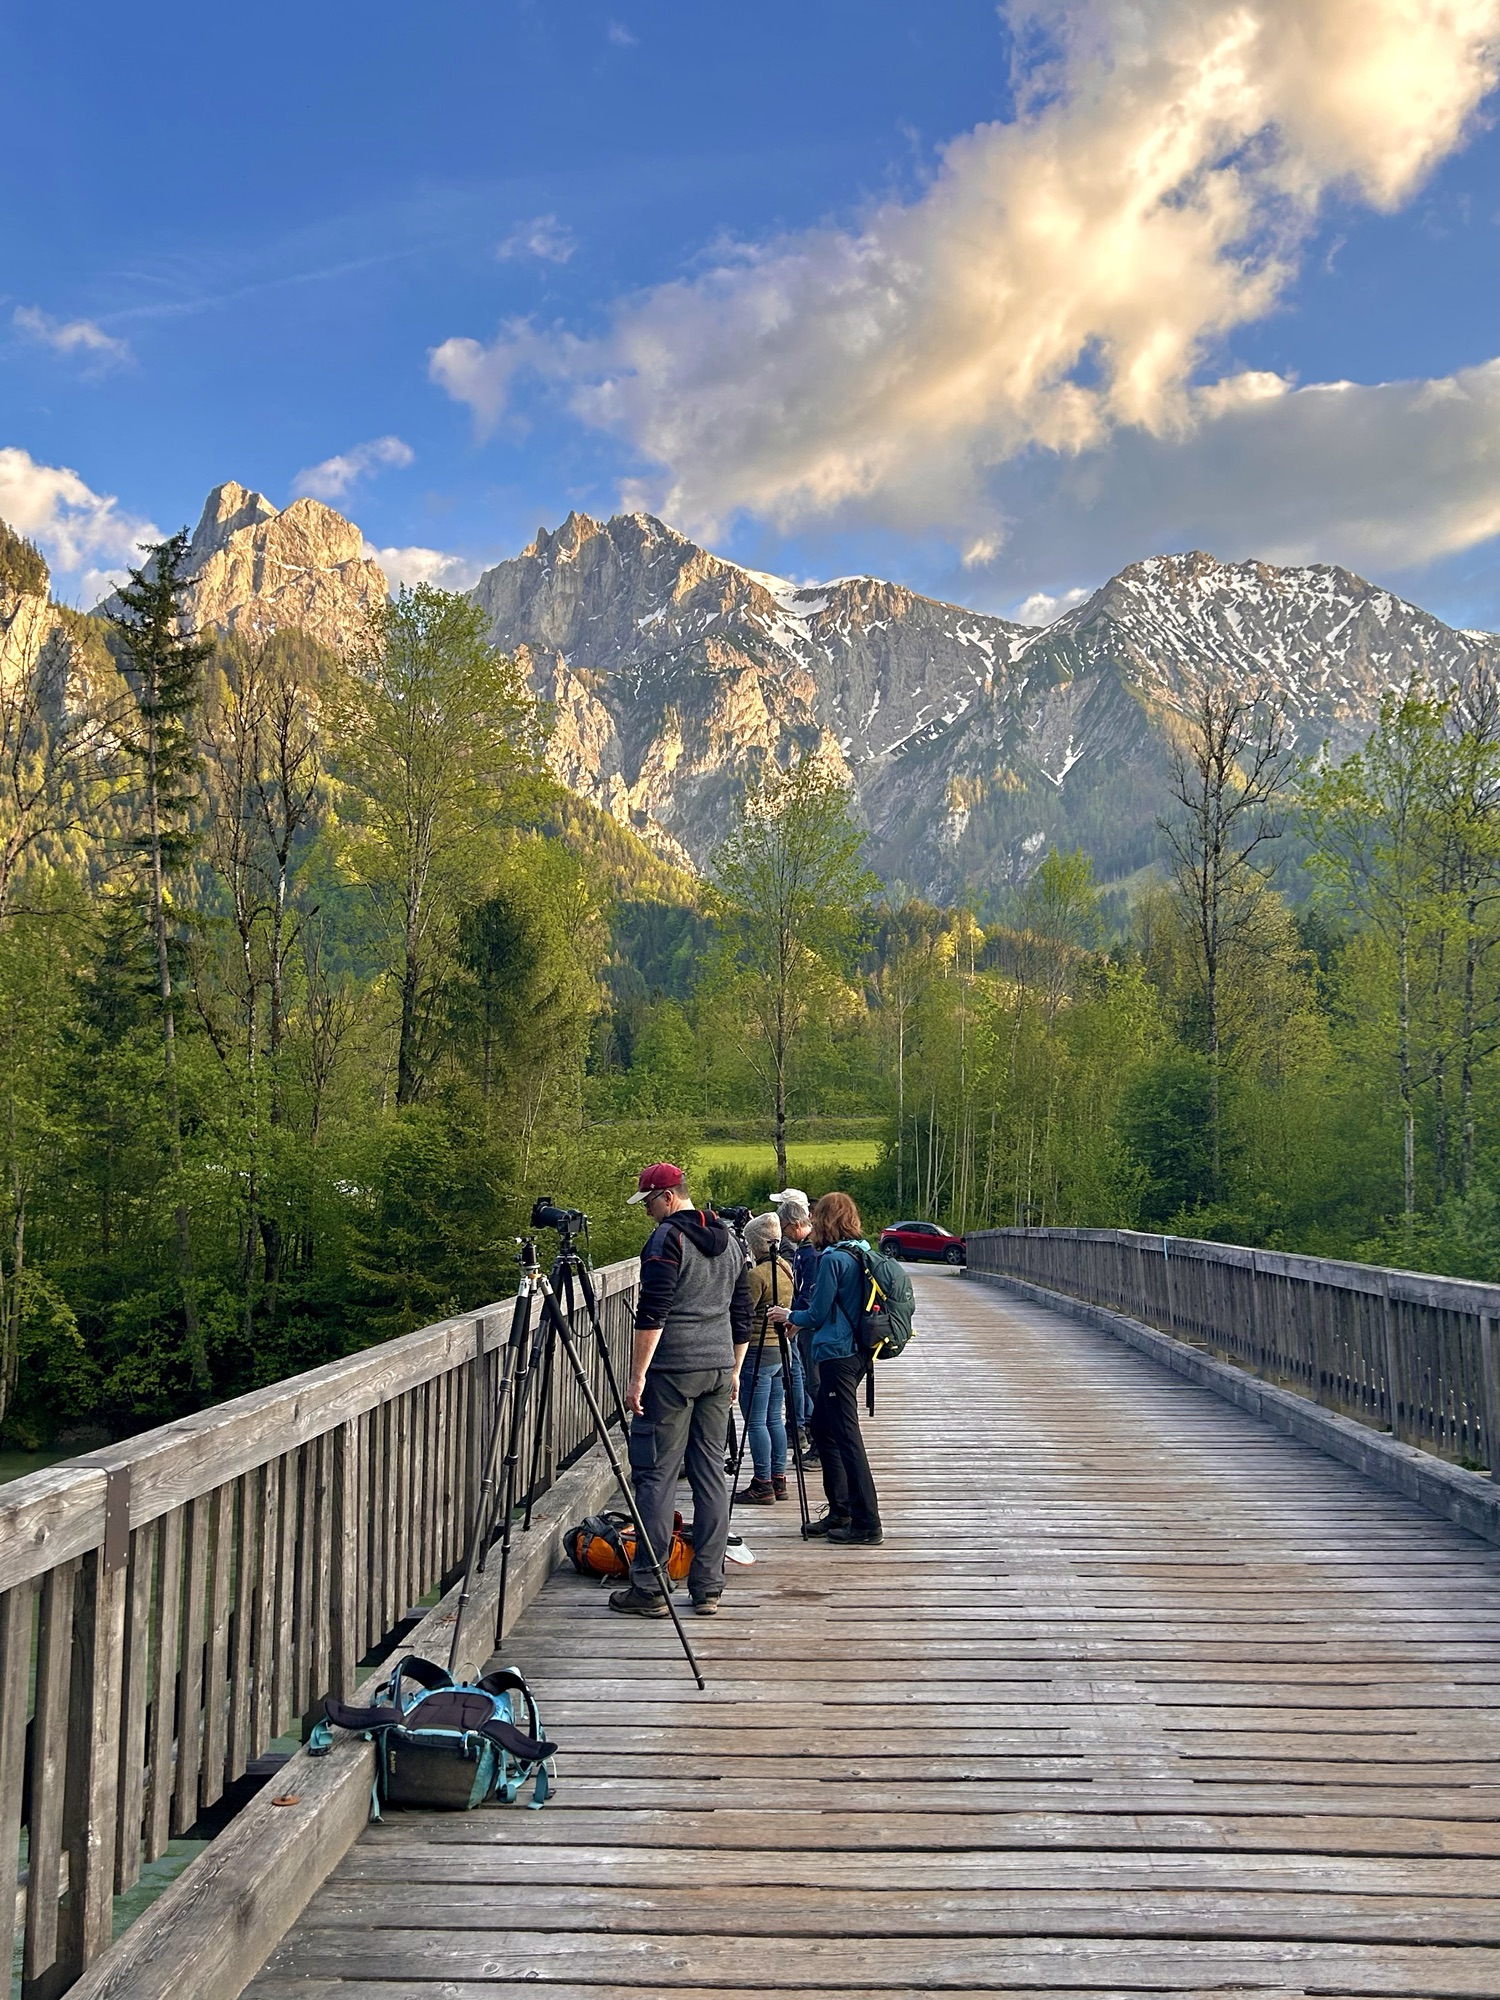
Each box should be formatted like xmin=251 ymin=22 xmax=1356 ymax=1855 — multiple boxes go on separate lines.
xmin=328 ymin=1421 xmax=360 ymax=1701
xmin=0 ymin=1577 xmax=36 ymax=1982
xmin=1381 ymin=1271 xmax=1403 ymax=1443
xmin=23 ymin=1557 xmax=77 ymax=1998
xmin=57 ymin=1544 xmax=129 ymax=1977
xmin=1479 ymin=1314 xmax=1500 ymax=1483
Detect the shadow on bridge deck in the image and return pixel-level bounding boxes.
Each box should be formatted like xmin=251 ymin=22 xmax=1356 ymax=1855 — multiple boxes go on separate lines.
xmin=247 ymin=1267 xmax=1500 ymax=1998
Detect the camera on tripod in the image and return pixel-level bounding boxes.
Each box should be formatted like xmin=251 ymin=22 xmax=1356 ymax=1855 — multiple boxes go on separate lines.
xmin=716 ymin=1204 xmax=752 ymax=1230
xmin=531 ymin=1198 xmax=587 ymax=1236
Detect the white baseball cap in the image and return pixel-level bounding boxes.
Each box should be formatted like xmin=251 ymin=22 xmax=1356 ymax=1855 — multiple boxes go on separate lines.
xmin=770 ymin=1187 xmax=810 ymax=1208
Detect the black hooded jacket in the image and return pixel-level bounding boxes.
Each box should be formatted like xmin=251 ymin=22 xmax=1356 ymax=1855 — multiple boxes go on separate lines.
xmin=636 ymin=1208 xmax=753 ymax=1369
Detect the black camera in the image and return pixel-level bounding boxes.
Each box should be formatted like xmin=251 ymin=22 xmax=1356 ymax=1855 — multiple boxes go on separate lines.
xmin=531 ymin=1198 xmax=587 ymax=1234
xmin=717 ymin=1204 xmax=752 ymax=1230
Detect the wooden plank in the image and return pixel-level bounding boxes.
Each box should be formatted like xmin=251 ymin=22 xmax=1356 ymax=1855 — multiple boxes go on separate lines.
xmin=199 ymin=1485 xmax=233 ymax=1810
xmin=0 ymin=1579 xmax=36 ymax=1981
xmin=22 ymin=1557 xmax=76 ymax=1992
xmin=227 ymin=1472 xmax=257 ymax=1785
xmin=144 ymin=1508 xmax=183 ymax=1863
xmin=0 ymin=1466 xmax=105 ymax=1595
xmin=172 ymin=1494 xmax=210 ymax=1836
xmin=114 ymin=1521 xmax=156 ymax=1894
xmin=57 ymin=1547 xmax=130 ymax=1974
xmin=291 ymin=1444 xmax=314 ymax=1720
xmin=271 ymin=1453 xmax=298 ymax=1738
xmin=251 ymin=1460 xmax=276 ymax=1754
xmin=328 ymin=1423 xmax=358 ymax=1703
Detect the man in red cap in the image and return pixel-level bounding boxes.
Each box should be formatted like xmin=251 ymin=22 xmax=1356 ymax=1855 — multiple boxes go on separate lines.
xmin=614 ymin=1163 xmax=750 ymax=1616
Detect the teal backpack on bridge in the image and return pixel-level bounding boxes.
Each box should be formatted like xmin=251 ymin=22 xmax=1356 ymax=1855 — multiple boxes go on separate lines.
xmin=851 ymin=1242 xmax=916 ymax=1361
xmin=309 ymin=1653 xmax=556 ymax=1815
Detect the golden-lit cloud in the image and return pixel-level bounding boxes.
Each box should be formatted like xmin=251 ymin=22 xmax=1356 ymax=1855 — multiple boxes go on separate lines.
xmin=430 ymin=0 xmax=1500 ymax=566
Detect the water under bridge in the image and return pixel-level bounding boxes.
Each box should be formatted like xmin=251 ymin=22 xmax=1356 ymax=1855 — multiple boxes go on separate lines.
xmin=11 ymin=1233 xmax=1500 ymax=1998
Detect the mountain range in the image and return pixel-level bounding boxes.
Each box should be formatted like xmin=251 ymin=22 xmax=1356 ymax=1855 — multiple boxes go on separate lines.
xmin=469 ymin=511 xmax=1496 ymax=895
xmin=7 ymin=483 xmax=1495 ymax=900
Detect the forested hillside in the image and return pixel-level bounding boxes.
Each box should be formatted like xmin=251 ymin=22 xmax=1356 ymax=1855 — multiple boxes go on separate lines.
xmin=5 ymin=511 xmax=1500 ymax=1452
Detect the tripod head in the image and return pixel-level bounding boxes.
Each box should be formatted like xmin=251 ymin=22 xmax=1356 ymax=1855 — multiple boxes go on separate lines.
xmin=515 ymin=1234 xmax=543 ymax=1279
xmin=529 ymin=1195 xmax=591 ymax=1268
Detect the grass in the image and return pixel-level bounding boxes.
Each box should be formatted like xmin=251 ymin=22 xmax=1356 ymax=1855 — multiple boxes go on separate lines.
xmin=693 ymin=1137 xmax=883 ymax=1176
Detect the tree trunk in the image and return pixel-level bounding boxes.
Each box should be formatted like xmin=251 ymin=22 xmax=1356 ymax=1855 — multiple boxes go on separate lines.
xmin=1398 ymin=927 xmax=1416 ymax=1222
xmin=397 ymin=946 xmax=421 ymax=1107
xmin=895 ymin=1008 xmax=905 ymax=1210
xmin=146 ymin=730 xmax=208 ymax=1393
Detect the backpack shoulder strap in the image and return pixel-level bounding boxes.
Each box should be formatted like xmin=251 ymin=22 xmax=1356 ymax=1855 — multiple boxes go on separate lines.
xmin=386 ymin=1654 xmax=453 ymax=1709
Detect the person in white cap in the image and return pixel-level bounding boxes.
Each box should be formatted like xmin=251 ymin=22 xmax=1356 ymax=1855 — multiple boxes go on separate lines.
xmin=613 ymin=1163 xmax=751 ymax=1618
xmin=772 ymin=1188 xmax=816 ymax=1448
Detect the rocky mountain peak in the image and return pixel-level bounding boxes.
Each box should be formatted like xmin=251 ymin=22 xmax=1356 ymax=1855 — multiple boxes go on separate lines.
xmin=191 ymin=481 xmax=279 ymax=560
xmin=147 ymin=484 xmax=387 ymax=651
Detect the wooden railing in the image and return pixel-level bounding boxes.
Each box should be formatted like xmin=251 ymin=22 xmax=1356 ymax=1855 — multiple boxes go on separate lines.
xmin=968 ymin=1228 xmax=1500 ymax=1477
xmin=1 ymin=1257 xmax=638 ymax=1999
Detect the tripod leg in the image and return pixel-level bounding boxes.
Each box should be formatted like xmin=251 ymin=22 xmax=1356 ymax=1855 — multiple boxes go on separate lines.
xmin=491 ymin=1284 xmax=551 ymax=1645
xmin=778 ymin=1329 xmax=813 ymax=1534
xmin=521 ymin=1268 xmax=563 ymax=1532
xmin=448 ymin=1296 xmax=531 ymax=1673
xmin=728 ymin=1324 xmax=770 ymax=1510
xmin=527 ymin=1293 xmax=706 ymax=1690
xmin=572 ymin=1258 xmax=630 ymax=1432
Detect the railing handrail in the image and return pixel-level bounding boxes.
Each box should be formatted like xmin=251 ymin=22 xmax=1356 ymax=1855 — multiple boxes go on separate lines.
xmin=1 ymin=1255 xmax=642 ymax=1997
xmin=968 ymin=1226 xmax=1500 ymax=1481
xmin=0 ymin=1259 xmax=639 ymax=1594
xmin=980 ymin=1226 xmax=1500 ymax=1313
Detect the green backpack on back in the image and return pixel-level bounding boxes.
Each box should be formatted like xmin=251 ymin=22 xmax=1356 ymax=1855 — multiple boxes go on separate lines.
xmin=847 ymin=1242 xmax=916 ymax=1360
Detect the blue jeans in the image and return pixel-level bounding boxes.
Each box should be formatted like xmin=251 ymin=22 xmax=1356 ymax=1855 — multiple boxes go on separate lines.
xmin=738 ymin=1345 xmax=786 ymax=1481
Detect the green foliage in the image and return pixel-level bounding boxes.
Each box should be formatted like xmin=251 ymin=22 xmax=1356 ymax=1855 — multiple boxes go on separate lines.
xmin=18 ymin=609 xmax=1500 ymax=1454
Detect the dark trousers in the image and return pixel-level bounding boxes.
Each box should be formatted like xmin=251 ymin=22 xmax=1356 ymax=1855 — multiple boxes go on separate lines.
xmin=627 ymin=1366 xmax=732 ymax=1600
xmin=810 ymin=1351 xmax=880 ymax=1530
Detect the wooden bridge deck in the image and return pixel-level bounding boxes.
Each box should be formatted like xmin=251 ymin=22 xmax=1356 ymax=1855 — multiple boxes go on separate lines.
xmin=247 ymin=1268 xmax=1500 ymax=1998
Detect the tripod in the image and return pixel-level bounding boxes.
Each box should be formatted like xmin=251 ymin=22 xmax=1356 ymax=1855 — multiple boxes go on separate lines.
xmin=729 ymin=1316 xmax=813 ymax=1535
xmin=448 ymin=1232 xmax=706 ymax=1689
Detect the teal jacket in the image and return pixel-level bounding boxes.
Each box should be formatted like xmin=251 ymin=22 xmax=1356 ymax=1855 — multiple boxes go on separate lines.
xmin=789 ymin=1238 xmax=869 ymax=1362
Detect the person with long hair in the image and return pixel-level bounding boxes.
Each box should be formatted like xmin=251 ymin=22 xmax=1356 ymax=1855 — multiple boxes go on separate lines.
xmin=735 ymin=1212 xmax=793 ymax=1503
xmin=768 ymin=1190 xmax=882 ymax=1544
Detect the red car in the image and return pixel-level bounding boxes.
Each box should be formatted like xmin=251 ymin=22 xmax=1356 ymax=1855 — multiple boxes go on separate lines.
xmin=879 ymin=1220 xmax=967 ymax=1265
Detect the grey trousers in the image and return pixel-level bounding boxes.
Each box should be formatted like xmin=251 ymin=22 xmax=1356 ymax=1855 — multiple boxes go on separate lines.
xmin=627 ymin=1365 xmax=733 ymax=1600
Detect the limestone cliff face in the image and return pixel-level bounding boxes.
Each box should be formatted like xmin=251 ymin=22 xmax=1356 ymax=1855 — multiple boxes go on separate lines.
xmin=472 ymin=513 xmax=1500 ymax=897
xmin=176 ymin=483 xmax=387 ymax=650
xmin=472 ymin=511 xmax=1028 ymax=870
xmin=0 ymin=584 xmax=60 ymax=699
xmin=0 ymin=577 xmax=126 ymax=785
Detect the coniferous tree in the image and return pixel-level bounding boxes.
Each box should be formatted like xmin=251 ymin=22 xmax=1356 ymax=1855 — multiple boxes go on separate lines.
xmin=108 ymin=531 xmax=214 ymax=1392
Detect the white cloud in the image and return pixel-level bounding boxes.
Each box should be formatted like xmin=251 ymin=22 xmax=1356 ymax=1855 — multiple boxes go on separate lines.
xmin=1011 ymin=585 xmax=1092 ymax=626
xmin=497 ymin=215 xmax=576 ymax=264
xmin=292 ymin=435 xmax=414 ymax=502
xmin=0 ymin=447 xmax=158 ymax=577
xmin=982 ymin=359 xmax=1500 ymax=584
xmin=363 ymin=542 xmax=484 ymax=592
xmin=430 ymin=0 xmax=1500 ymax=559
xmin=606 ymin=20 xmax=637 ymax=47
xmin=13 ymin=306 xmax=130 ymax=368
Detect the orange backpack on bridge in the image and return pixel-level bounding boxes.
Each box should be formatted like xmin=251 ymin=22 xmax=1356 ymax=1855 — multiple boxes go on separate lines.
xmin=566 ymin=1510 xmax=693 ymax=1584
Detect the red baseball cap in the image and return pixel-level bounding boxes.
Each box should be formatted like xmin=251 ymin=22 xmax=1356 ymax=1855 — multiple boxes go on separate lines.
xmin=627 ymin=1162 xmax=685 ymax=1205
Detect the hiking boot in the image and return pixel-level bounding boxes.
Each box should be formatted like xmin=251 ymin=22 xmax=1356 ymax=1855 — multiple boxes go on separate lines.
xmin=772 ymin=1475 xmax=788 ymax=1500
xmin=691 ymin=1593 xmax=722 ymax=1616
xmin=804 ymin=1512 xmax=852 ymax=1537
xmin=827 ymin=1523 xmax=884 ymax=1545
xmin=608 ymin=1585 xmax=669 ymax=1617
xmin=735 ymin=1477 xmax=776 ymax=1505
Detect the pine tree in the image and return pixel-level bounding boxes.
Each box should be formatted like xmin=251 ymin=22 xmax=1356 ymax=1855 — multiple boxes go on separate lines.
xmin=108 ymin=531 xmax=214 ymax=1393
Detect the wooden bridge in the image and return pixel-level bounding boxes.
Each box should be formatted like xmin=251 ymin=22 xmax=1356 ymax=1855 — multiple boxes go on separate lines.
xmin=12 ymin=1236 xmax=1500 ymax=1996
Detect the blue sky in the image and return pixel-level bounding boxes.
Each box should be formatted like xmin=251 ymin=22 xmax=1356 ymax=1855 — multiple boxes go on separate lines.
xmin=6 ymin=1 xmax=1500 ymax=628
